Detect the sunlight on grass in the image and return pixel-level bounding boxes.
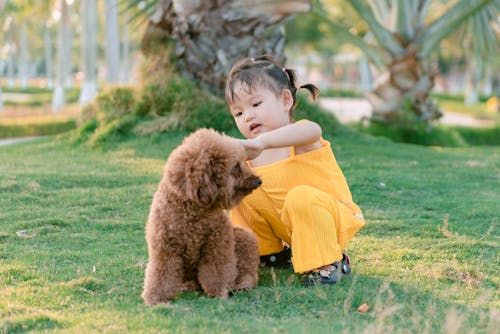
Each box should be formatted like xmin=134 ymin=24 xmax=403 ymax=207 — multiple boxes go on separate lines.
xmin=0 ymin=134 xmax=498 ymax=333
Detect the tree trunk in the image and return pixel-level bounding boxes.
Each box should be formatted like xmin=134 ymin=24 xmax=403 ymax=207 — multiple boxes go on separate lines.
xmin=64 ymin=19 xmax=73 ymax=88
xmin=44 ymin=24 xmax=53 ymax=89
xmin=79 ymin=0 xmax=98 ymax=104
xmin=464 ymin=51 xmax=482 ymax=105
xmin=105 ymin=0 xmax=121 ymax=83
xmin=481 ymin=65 xmax=493 ymax=97
xmin=366 ymin=45 xmax=442 ymax=123
xmin=19 ymin=26 xmax=29 ymax=88
xmin=52 ymin=0 xmax=69 ymax=111
xmin=121 ymin=10 xmax=131 ymax=83
xmin=6 ymin=21 xmax=15 ymax=88
xmin=141 ymin=0 xmax=311 ymax=93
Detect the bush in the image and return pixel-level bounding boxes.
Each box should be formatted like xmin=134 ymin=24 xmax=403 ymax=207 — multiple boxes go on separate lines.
xmin=454 ymin=126 xmax=500 ymax=146
xmin=73 ymin=76 xmax=237 ymax=146
xmin=95 ymin=87 xmax=136 ymax=121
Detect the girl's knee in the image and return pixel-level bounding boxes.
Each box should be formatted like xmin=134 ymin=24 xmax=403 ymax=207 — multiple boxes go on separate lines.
xmin=284 ymin=185 xmax=321 ymax=206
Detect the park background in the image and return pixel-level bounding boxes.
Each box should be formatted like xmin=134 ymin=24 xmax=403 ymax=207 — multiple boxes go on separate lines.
xmin=0 ymin=0 xmax=499 ymax=333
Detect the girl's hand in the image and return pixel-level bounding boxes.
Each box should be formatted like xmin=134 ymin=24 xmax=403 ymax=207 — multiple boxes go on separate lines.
xmin=237 ymin=138 xmax=266 ymax=160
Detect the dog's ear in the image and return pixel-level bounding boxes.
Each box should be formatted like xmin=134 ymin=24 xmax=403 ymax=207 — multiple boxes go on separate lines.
xmin=184 ymin=158 xmax=220 ymax=206
xmin=182 ymin=150 xmax=228 ymax=206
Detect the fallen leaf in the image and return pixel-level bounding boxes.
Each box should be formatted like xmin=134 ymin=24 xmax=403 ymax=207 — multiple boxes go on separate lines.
xmin=357 ymin=303 xmax=370 ymax=313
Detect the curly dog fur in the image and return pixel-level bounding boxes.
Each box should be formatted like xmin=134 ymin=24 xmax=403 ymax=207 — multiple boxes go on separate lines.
xmin=142 ymin=128 xmax=261 ymax=305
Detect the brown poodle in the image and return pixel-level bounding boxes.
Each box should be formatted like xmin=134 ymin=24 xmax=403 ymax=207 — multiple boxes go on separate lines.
xmin=142 ymin=128 xmax=261 ymax=305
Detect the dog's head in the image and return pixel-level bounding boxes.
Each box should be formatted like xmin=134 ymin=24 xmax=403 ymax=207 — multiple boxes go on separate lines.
xmin=165 ymin=128 xmax=262 ymax=208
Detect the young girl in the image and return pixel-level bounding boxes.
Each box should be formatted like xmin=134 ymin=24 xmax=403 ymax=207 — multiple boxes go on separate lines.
xmin=225 ymin=55 xmax=365 ymax=286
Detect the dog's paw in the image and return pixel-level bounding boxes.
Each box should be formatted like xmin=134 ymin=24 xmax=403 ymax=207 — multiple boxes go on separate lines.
xmin=204 ymin=287 xmax=230 ymax=299
xmin=181 ymin=280 xmax=201 ymax=292
xmin=233 ymin=274 xmax=258 ymax=291
xmin=142 ymin=289 xmax=177 ymax=305
xmin=142 ymin=294 xmax=164 ymax=306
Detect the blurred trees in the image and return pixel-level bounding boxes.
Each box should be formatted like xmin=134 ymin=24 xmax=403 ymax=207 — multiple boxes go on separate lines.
xmin=1 ymin=0 xmax=498 ymax=125
xmin=306 ymin=0 xmax=499 ymax=125
xmin=0 ymin=0 xmax=144 ymax=110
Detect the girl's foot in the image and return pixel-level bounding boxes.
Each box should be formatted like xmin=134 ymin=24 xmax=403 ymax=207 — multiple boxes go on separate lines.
xmin=300 ymin=253 xmax=351 ymax=286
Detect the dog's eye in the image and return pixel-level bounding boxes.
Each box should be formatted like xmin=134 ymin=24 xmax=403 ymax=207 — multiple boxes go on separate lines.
xmin=231 ymin=163 xmax=240 ymax=175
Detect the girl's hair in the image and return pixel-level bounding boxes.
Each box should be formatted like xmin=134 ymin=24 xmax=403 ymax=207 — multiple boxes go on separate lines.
xmin=225 ymin=55 xmax=319 ymax=118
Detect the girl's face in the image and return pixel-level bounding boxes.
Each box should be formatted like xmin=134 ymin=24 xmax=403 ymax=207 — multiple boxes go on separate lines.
xmin=229 ymin=82 xmax=293 ymax=139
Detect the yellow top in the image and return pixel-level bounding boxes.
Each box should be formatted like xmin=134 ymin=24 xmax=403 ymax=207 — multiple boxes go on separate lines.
xmin=230 ymin=136 xmax=363 ymax=232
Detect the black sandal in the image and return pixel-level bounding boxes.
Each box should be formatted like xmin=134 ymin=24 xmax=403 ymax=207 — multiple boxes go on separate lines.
xmin=301 ymin=253 xmax=352 ymax=287
xmin=260 ymin=246 xmax=292 ymax=269
xmin=341 ymin=253 xmax=351 ymax=275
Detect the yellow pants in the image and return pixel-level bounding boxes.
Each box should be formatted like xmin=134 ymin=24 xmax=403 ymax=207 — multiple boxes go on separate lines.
xmin=257 ymin=185 xmax=364 ymax=273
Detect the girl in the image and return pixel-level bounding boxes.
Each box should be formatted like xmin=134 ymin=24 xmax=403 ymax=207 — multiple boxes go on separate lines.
xmin=225 ymin=55 xmax=365 ymax=286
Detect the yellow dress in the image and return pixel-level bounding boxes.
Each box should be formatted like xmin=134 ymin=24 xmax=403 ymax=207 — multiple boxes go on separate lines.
xmin=230 ymin=136 xmax=365 ymax=273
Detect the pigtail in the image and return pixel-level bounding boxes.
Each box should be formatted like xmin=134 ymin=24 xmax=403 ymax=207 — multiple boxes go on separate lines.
xmin=299 ymin=84 xmax=320 ymax=100
xmin=283 ymin=68 xmax=320 ymax=101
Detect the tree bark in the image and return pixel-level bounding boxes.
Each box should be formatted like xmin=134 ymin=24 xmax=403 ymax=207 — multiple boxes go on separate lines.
xmin=141 ymin=0 xmax=311 ymax=92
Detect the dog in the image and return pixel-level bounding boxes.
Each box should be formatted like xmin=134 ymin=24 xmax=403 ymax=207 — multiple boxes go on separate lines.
xmin=142 ymin=128 xmax=262 ymax=305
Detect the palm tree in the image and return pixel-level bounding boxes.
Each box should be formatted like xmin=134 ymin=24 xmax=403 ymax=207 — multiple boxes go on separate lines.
xmin=314 ymin=0 xmax=499 ymax=125
xmin=134 ymin=0 xmax=313 ymax=92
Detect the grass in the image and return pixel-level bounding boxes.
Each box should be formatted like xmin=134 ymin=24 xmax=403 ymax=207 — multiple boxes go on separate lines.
xmin=0 ymin=127 xmax=498 ymax=333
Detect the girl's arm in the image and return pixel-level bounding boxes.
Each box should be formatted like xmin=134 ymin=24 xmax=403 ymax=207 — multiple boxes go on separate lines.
xmin=238 ymin=121 xmax=322 ymax=160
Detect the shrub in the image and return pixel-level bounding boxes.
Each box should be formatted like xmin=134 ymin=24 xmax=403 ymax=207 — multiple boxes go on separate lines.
xmin=73 ymin=75 xmax=237 ymax=145
xmin=74 ymin=86 xmax=139 ymax=146
xmin=95 ymin=87 xmax=136 ymax=121
xmin=454 ymin=126 xmax=500 ymax=146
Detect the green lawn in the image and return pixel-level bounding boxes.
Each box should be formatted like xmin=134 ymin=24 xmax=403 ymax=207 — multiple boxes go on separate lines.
xmin=0 ymin=130 xmax=498 ymax=333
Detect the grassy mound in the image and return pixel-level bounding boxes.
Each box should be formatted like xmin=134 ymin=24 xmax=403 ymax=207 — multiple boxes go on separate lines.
xmin=72 ymin=78 xmax=232 ymax=147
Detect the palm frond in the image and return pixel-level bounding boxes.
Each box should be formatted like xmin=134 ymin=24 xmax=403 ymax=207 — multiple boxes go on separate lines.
xmin=347 ymin=0 xmax=405 ymax=56
xmin=418 ymin=0 xmax=496 ymax=57
xmin=394 ymin=0 xmax=419 ymax=40
xmin=467 ymin=1 xmax=499 ymax=58
xmin=311 ymin=5 xmax=387 ymax=69
xmin=119 ymin=0 xmax=159 ymax=25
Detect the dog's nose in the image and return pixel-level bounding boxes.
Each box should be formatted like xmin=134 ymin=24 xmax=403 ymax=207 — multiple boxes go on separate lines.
xmin=256 ymin=178 xmax=262 ymax=185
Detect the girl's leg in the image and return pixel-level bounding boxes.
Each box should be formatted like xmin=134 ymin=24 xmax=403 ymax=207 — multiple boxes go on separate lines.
xmin=281 ymin=185 xmax=349 ymax=273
